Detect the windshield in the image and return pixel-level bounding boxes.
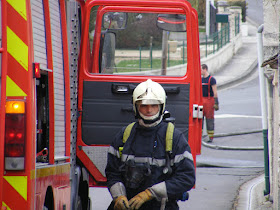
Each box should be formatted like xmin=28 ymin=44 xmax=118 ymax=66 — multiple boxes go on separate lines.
xmin=88 ymin=8 xmax=188 ymax=77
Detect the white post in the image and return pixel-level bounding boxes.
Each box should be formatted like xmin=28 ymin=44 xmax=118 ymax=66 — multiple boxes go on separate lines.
xmin=257 ymin=25 xmax=267 ymax=130
xmin=206 ymin=0 xmax=215 ymax=36
xmin=206 ymin=0 xmax=210 ymax=36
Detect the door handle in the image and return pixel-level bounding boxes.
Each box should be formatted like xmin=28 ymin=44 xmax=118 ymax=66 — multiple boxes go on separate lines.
xmin=111 ymin=84 xmax=136 ymax=94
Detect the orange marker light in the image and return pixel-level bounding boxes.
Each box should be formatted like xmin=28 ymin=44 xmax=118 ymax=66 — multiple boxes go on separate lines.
xmin=5 ymin=101 xmax=25 ymax=113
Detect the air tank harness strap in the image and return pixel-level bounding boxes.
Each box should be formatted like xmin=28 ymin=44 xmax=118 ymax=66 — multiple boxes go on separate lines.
xmin=119 ymin=122 xmax=174 ymax=157
xmin=119 ymin=122 xmax=136 ymax=157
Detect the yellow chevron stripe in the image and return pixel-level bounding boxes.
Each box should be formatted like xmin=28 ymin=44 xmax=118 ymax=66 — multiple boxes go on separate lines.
xmin=2 ymin=202 xmax=11 ymax=210
xmin=7 ymin=27 xmax=28 ymax=71
xmin=6 ymin=75 xmax=27 ymax=96
xmin=7 ymin=0 xmax=27 ymax=20
xmin=4 ymin=176 xmax=27 ymax=200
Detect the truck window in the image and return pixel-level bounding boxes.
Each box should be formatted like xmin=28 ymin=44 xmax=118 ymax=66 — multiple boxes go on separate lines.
xmin=88 ymin=8 xmax=188 ymax=76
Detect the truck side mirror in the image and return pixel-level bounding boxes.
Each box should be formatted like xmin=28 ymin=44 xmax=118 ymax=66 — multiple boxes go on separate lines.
xmin=156 ymin=14 xmax=186 ymax=32
xmin=102 ymin=12 xmax=128 ymax=30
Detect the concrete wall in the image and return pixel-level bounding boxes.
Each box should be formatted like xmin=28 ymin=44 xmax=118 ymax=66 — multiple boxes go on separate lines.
xmin=201 ymin=32 xmax=242 ymax=75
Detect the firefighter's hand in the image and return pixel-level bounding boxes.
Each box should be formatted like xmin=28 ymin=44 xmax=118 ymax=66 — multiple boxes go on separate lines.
xmin=129 ymin=189 xmax=153 ymax=209
xmin=214 ymin=97 xmax=219 ymax=111
xmin=214 ymin=103 xmax=219 ymax=111
xmin=114 ymin=195 xmax=130 ymax=210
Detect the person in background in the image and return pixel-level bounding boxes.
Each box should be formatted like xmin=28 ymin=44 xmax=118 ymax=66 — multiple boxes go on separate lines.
xmin=201 ymin=64 xmax=219 ymax=143
xmin=105 ymin=79 xmax=195 ymax=210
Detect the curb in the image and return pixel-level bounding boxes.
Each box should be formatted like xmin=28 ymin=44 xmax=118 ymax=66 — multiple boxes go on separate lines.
xmin=217 ymin=58 xmax=258 ymax=90
xmin=214 ymin=129 xmax=262 ymax=138
xmin=235 ymin=174 xmax=271 ymax=210
xmin=202 ymin=129 xmax=264 ymax=150
xmin=202 ymin=141 xmax=264 ymax=150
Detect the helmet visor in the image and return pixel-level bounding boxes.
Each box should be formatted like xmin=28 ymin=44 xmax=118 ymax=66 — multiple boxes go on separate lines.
xmin=140 ymin=99 xmax=161 ymax=105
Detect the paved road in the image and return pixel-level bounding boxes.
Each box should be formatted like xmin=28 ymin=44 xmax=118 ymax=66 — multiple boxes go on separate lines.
xmin=246 ymin=0 xmax=263 ymax=26
xmin=177 ymin=68 xmax=264 ymax=210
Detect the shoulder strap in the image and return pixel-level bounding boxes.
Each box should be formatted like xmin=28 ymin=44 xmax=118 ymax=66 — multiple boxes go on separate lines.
xmin=208 ymin=75 xmax=212 ymax=84
xmin=119 ymin=122 xmax=136 ymax=158
xmin=165 ymin=122 xmax=174 ymax=152
xmin=120 ymin=122 xmax=174 ymax=157
xmin=123 ymin=122 xmax=136 ymax=143
xmin=164 ymin=122 xmax=175 ymax=176
xmin=208 ymin=76 xmax=212 ymax=97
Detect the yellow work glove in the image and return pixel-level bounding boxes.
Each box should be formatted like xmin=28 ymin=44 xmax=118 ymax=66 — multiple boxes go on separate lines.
xmin=114 ymin=195 xmax=130 ymax=210
xmin=128 ymin=189 xmax=153 ymax=210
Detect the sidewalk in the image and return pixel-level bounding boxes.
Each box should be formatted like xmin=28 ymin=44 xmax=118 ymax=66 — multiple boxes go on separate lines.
xmin=198 ymin=20 xmax=269 ymax=210
xmin=213 ymin=21 xmax=258 ymax=90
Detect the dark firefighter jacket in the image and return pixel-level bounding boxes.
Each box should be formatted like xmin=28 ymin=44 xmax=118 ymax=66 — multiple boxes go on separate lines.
xmin=105 ymin=121 xmax=196 ymax=210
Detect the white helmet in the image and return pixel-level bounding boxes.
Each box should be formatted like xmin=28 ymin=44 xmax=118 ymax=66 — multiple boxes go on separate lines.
xmin=132 ymin=79 xmax=166 ymax=120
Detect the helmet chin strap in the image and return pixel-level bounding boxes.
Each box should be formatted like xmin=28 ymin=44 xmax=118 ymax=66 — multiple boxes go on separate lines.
xmin=138 ymin=111 xmax=163 ymax=127
xmin=139 ymin=115 xmax=163 ymax=128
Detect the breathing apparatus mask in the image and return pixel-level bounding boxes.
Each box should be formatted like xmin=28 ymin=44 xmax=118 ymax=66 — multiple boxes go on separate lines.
xmin=120 ymin=159 xmax=151 ymax=189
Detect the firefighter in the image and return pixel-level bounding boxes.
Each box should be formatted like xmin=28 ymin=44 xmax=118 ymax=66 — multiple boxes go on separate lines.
xmin=105 ymin=79 xmax=195 ymax=210
xmin=201 ymin=64 xmax=219 ymax=142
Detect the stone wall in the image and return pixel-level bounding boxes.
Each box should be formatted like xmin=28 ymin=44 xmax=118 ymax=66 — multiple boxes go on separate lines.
xmin=261 ymin=0 xmax=280 ymax=209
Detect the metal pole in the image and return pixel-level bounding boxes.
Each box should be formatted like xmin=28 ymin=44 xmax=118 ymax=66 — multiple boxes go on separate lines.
xmin=206 ymin=0 xmax=214 ymax=36
xmin=205 ymin=36 xmax=208 ymax=57
xmin=150 ymin=36 xmax=153 ymax=69
xmin=168 ymin=43 xmax=170 ymax=67
xmin=161 ymin=31 xmax=168 ymax=75
xmin=213 ymin=33 xmax=215 ymax=53
xmin=257 ymin=24 xmax=270 ymax=195
xmin=139 ymin=46 xmax=141 ymax=71
xmin=227 ymin=23 xmax=230 ymax=43
xmin=206 ymin=0 xmax=210 ymax=36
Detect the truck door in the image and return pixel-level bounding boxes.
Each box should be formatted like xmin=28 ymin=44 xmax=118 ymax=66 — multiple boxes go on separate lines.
xmin=77 ymin=0 xmax=202 ymax=186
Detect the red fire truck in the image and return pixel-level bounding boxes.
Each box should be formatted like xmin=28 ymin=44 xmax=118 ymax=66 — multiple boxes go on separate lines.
xmin=0 ymin=0 xmax=202 ymax=209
